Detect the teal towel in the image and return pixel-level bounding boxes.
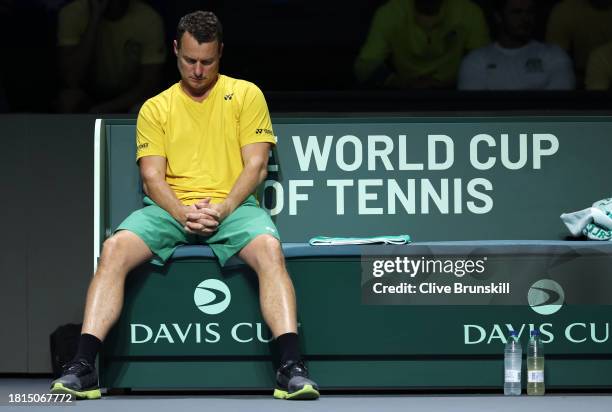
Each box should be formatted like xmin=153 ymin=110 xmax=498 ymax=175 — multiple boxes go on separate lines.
xmin=308 ymin=235 xmax=411 ymax=246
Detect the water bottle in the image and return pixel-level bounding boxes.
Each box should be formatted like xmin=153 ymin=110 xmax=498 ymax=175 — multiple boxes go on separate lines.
xmin=527 ymin=329 xmax=545 ymax=395
xmin=504 ymin=330 xmax=522 ymax=395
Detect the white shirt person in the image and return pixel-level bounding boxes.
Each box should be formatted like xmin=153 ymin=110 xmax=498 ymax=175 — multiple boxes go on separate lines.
xmin=458 ymin=0 xmax=575 ymax=91
xmin=458 ymin=40 xmax=575 ymax=90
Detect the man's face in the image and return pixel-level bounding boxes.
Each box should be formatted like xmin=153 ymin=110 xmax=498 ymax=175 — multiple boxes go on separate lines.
xmin=500 ymin=0 xmax=536 ymax=43
xmin=174 ymin=32 xmax=223 ymax=96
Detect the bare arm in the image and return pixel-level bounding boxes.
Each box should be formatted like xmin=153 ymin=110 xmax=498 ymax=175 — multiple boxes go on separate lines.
xmin=204 ymin=142 xmax=271 ymax=221
xmin=140 ymin=156 xmax=219 ymax=234
xmin=140 ymin=155 xmax=187 ymax=224
xmin=138 ymin=156 xmax=194 ymax=224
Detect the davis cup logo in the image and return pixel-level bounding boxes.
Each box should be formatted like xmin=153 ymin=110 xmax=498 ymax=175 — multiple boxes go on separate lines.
xmin=528 ymin=279 xmax=565 ymax=315
xmin=194 ymin=279 xmax=231 ymax=315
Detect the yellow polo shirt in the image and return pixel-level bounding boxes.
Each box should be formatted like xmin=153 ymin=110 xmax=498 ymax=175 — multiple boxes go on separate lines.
xmin=355 ymin=0 xmax=489 ymax=87
xmin=585 ymin=41 xmax=612 ymax=90
xmin=546 ymin=0 xmax=612 ymax=73
xmin=136 ymin=75 xmax=276 ymax=205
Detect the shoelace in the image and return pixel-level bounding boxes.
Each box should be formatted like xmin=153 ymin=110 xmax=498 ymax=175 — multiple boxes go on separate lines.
xmin=62 ymin=360 xmax=88 ymax=374
xmin=283 ymin=360 xmax=308 ymax=377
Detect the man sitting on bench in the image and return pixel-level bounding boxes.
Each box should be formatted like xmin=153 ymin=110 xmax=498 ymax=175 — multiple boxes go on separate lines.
xmin=50 ymin=10 xmax=319 ymax=401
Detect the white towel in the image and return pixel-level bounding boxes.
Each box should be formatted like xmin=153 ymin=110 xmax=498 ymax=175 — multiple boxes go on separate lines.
xmin=561 ymin=198 xmax=612 ymax=240
xmin=309 ymin=235 xmax=411 ymax=246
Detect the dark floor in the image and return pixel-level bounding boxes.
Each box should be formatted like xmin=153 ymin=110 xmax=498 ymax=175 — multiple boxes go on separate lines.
xmin=2 ymin=378 xmax=612 ymax=412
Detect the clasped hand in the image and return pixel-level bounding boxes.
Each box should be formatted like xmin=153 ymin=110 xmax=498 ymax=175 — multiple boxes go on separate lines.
xmin=183 ymin=198 xmax=229 ymax=236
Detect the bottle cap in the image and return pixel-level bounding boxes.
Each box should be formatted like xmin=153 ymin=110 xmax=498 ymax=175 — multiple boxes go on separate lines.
xmin=509 ymin=331 xmax=519 ymax=337
xmin=530 ymin=329 xmax=540 ymax=336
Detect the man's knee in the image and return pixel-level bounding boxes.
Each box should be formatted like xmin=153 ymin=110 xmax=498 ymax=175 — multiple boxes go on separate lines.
xmin=98 ymin=232 xmax=145 ymax=272
xmin=249 ymin=234 xmax=285 ymax=271
xmin=99 ymin=235 xmax=126 ymax=269
xmin=259 ymin=234 xmax=284 ymax=257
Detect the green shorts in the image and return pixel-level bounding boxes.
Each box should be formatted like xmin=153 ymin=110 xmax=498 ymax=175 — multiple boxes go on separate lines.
xmin=116 ymin=195 xmax=280 ymax=266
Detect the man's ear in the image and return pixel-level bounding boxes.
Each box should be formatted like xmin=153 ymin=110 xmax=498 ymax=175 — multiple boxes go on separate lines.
xmin=219 ymin=42 xmax=224 ymax=59
xmin=173 ymin=39 xmax=179 ymax=56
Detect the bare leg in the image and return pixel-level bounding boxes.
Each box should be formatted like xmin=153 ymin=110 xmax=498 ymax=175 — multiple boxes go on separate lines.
xmin=238 ymin=235 xmax=297 ymax=337
xmin=81 ymin=231 xmax=153 ymax=341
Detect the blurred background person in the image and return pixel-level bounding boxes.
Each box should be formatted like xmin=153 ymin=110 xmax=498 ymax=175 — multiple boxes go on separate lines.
xmin=585 ymin=41 xmax=612 ymax=90
xmin=56 ymin=0 xmax=166 ymax=113
xmin=354 ymin=0 xmax=489 ymax=89
xmin=458 ymin=0 xmax=574 ymax=90
xmin=546 ymin=0 xmax=612 ymax=87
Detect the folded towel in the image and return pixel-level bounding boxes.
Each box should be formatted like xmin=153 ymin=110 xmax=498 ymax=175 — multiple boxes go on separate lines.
xmin=561 ymin=198 xmax=612 ymax=240
xmin=309 ymin=235 xmax=411 ymax=246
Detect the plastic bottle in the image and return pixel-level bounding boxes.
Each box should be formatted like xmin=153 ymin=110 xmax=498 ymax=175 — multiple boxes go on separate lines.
xmin=527 ymin=329 xmax=545 ymax=395
xmin=504 ymin=330 xmax=522 ymax=395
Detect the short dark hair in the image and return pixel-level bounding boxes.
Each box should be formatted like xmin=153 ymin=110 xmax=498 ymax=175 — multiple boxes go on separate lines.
xmin=176 ymin=11 xmax=223 ymax=48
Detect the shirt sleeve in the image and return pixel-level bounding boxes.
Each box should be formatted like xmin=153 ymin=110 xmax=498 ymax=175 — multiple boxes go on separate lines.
xmin=238 ymin=84 xmax=276 ymax=148
xmin=57 ymin=1 xmax=87 ymax=47
xmin=139 ymin=8 xmax=167 ymax=65
xmin=585 ymin=45 xmax=612 ymax=90
xmin=136 ymin=99 xmax=166 ymax=161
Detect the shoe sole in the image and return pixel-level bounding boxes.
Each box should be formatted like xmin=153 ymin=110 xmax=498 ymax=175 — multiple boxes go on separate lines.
xmin=50 ymin=383 xmax=101 ymax=400
xmin=273 ymin=384 xmax=320 ymax=400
